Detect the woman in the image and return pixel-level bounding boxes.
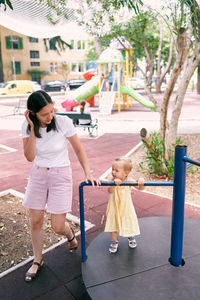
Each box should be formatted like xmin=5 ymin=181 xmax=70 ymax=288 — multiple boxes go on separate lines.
xmin=21 ymin=90 xmax=97 ymax=282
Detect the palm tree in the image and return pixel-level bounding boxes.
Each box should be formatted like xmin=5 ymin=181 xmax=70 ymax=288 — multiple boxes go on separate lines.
xmin=43 ymin=36 xmax=71 ymax=55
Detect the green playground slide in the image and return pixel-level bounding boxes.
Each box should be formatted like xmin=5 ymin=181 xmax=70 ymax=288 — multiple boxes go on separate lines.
xmin=121 ymin=85 xmax=155 ymax=112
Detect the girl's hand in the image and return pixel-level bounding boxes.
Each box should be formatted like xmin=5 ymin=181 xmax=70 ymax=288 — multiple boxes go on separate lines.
xmin=137 ymin=177 xmax=145 ymax=190
xmin=24 ymin=110 xmax=34 ymax=128
xmin=114 ymin=178 xmax=122 ymax=186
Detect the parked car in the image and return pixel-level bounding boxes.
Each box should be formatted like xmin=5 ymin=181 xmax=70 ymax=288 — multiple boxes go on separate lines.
xmin=31 ymin=81 xmax=41 ymax=91
xmin=67 ymin=79 xmax=86 ymax=90
xmin=125 ymin=77 xmax=145 ymax=89
xmin=42 ymin=81 xmax=67 ymax=92
xmin=0 ymin=80 xmax=33 ymax=95
xmin=151 ymin=77 xmax=167 ymax=89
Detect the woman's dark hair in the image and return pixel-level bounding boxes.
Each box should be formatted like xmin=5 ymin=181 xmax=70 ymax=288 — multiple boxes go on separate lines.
xmin=26 ymin=90 xmax=57 ymax=138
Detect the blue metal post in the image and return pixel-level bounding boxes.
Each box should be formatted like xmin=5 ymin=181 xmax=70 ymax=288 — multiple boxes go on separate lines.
xmin=169 ymin=145 xmax=187 ymax=266
xmin=79 ymin=182 xmax=87 ymax=262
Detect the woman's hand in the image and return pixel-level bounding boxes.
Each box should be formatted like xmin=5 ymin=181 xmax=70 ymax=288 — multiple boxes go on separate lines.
xmin=85 ymin=171 xmax=101 ymax=186
xmin=24 ymin=110 xmax=34 ymax=128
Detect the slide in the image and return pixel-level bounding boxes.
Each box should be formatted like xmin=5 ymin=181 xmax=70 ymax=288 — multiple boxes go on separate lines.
xmin=62 ymin=76 xmax=99 ymax=111
xmin=121 ymin=85 xmax=155 ymax=112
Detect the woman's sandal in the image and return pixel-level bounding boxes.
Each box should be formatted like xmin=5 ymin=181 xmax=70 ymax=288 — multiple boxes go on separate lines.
xmin=25 ymin=259 xmax=44 ymax=282
xmin=109 ymin=241 xmax=119 ymax=253
xmin=68 ymin=228 xmax=78 ymax=253
xmin=128 ymin=237 xmax=137 ymax=248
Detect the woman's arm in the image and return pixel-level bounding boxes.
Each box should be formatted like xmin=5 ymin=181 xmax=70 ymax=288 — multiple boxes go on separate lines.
xmin=68 ymin=134 xmax=96 ymax=184
xmin=23 ymin=110 xmax=36 ymax=162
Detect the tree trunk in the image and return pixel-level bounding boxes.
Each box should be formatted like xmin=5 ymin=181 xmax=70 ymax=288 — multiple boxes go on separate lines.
xmin=93 ymin=36 xmax=103 ymax=56
xmin=166 ymin=42 xmax=200 ymax=154
xmin=160 ymin=28 xmax=192 ymax=143
xmin=155 ymin=18 xmax=163 ymax=93
xmin=156 ymin=38 xmax=174 ymax=93
xmin=197 ymin=63 xmax=200 ymax=94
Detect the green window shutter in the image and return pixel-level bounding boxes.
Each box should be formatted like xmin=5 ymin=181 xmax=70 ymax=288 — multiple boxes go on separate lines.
xmin=11 ymin=62 xmax=13 ymax=74
xmin=15 ymin=62 xmax=21 ymax=74
xmin=6 ymin=36 xmax=11 ymax=49
xmin=19 ymin=37 xmax=23 ymax=49
xmin=49 ymin=39 xmax=56 ymax=50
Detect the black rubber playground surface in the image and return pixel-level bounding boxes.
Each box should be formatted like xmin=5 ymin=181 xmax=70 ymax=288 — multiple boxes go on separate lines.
xmin=83 ymin=217 xmax=200 ymax=300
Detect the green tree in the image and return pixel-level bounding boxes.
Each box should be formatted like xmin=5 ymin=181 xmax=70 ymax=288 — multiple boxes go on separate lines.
xmin=79 ymin=0 xmax=200 ymax=174
xmin=85 ymin=41 xmax=98 ymax=62
xmin=43 ymin=36 xmax=71 ymax=55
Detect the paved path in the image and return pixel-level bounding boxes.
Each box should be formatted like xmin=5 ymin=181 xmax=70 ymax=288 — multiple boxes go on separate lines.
xmin=0 ymin=91 xmax=200 ymax=299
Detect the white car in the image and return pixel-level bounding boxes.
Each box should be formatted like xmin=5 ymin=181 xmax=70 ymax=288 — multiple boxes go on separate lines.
xmin=125 ymin=78 xmax=145 ymax=89
xmin=32 ymin=81 xmax=41 ymax=91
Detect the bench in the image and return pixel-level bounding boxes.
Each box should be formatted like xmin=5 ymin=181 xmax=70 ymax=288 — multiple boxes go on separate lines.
xmin=13 ymin=98 xmax=27 ymax=115
xmin=56 ymin=112 xmax=98 ymax=137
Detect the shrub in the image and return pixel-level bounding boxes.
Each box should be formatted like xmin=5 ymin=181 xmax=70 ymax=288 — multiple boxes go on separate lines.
xmin=140 ymin=132 xmax=183 ymax=179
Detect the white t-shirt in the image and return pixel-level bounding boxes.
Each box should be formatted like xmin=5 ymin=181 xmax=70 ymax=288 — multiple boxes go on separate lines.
xmin=21 ymin=114 xmax=76 ymax=167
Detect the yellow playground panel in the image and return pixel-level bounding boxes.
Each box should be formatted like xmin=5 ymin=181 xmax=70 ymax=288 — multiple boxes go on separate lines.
xmin=97 ymin=47 xmax=155 ymax=113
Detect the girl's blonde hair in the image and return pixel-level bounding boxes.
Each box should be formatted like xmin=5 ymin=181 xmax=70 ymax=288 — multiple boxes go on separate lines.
xmin=114 ymin=157 xmax=133 ymax=172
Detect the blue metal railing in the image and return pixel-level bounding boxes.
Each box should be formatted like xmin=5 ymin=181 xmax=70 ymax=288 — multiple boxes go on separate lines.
xmin=79 ymin=181 xmax=174 ymax=262
xmin=79 ymin=145 xmax=200 ymax=266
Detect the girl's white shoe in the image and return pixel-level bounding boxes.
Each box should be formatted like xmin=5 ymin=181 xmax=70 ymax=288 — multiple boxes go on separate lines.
xmin=109 ymin=241 xmax=119 ymax=253
xmin=128 ymin=237 xmax=137 ymax=248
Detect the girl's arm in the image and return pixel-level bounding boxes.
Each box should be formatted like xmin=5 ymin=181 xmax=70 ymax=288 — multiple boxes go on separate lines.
xmin=108 ymin=186 xmax=114 ymax=193
xmin=108 ymin=178 xmax=122 ymax=193
xmin=68 ymin=134 xmax=97 ymax=185
xmin=23 ymin=110 xmax=36 ymax=162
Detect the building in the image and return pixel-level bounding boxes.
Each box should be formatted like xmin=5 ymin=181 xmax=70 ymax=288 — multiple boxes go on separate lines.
xmin=0 ymin=23 xmax=92 ymax=84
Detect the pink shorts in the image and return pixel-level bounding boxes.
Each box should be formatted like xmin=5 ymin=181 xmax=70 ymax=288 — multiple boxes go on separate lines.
xmin=23 ymin=165 xmax=72 ymax=214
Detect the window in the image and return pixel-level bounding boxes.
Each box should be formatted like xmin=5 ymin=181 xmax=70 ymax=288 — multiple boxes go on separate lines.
xmin=50 ymin=63 xmax=53 ymax=73
xmin=77 ymin=40 xmax=81 ymax=50
xmin=30 ymin=62 xmax=40 ymax=66
xmin=29 ymin=37 xmax=38 ymax=43
xmin=11 ymin=61 xmax=21 ymax=74
xmin=54 ymin=63 xmax=57 ymax=73
xmin=78 ymin=63 xmax=84 ymax=72
xmin=30 ymin=51 xmax=39 ymax=59
xmin=70 ymin=40 xmax=87 ymax=50
xmin=10 ymin=84 xmax=16 ymax=89
xmin=71 ymin=62 xmax=86 ymax=73
xmin=6 ymin=36 xmax=23 ymax=49
xmin=50 ymin=63 xmax=58 ymax=73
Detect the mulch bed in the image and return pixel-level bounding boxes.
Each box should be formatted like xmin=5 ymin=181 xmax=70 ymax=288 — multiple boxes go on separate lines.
xmin=0 ymin=193 xmax=80 ymax=274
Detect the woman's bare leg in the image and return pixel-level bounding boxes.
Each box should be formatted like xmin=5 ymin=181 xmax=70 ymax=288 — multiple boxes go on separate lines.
xmin=51 ymin=213 xmax=77 ymax=248
xmin=25 ymin=209 xmax=44 ymax=277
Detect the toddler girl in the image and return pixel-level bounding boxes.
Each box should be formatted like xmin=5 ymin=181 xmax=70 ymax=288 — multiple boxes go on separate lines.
xmin=104 ymin=157 xmax=144 ymax=253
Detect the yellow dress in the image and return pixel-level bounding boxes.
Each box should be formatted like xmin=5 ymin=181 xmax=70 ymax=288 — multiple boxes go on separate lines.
xmin=104 ymin=186 xmax=140 ymax=237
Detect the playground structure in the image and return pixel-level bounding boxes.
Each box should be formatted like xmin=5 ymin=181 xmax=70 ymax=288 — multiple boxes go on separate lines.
xmin=61 ymin=46 xmax=155 ymax=113
xmin=78 ymin=145 xmax=200 ymax=299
